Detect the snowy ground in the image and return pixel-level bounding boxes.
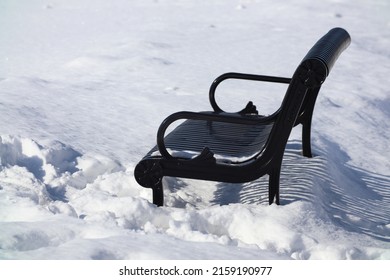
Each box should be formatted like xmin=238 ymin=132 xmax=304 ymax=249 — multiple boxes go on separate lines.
xmin=0 ymin=0 xmax=389 ymax=260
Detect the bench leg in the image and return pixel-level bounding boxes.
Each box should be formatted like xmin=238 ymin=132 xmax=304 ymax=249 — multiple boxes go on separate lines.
xmin=152 ymin=181 xmax=164 ymax=207
xmin=302 ymin=120 xmax=313 ymax=158
xmin=301 ymin=87 xmax=319 ymax=158
xmin=268 ymin=167 xmax=281 ymax=205
xmin=134 ymin=159 xmax=164 ymax=206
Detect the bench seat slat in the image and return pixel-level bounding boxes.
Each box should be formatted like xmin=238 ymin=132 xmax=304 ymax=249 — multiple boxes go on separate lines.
xmin=148 ymin=118 xmax=274 ymax=162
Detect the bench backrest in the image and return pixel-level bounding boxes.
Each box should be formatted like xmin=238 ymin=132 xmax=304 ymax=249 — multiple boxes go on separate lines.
xmin=260 ymin=28 xmax=351 ymax=164
xmin=297 ymin=27 xmax=351 ymax=121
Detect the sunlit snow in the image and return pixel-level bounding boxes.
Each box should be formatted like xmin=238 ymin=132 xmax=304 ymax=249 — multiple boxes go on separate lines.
xmin=0 ymin=0 xmax=389 ymax=259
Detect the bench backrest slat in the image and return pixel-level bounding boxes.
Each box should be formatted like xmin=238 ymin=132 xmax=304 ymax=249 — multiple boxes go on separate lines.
xmin=303 ymin=27 xmax=351 ymax=79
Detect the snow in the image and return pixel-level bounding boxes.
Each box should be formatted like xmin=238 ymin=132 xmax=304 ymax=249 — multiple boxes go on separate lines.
xmin=0 ymin=0 xmax=389 ymax=260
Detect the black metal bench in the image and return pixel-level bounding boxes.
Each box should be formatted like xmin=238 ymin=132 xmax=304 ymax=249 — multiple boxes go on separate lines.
xmin=135 ymin=28 xmax=351 ymax=207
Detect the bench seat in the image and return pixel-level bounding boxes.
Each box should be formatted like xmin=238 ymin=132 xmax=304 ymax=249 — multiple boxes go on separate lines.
xmin=147 ymin=115 xmax=275 ymax=163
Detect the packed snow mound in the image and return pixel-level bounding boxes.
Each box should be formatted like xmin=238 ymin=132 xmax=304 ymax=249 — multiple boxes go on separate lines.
xmin=0 ymin=135 xmax=128 ymax=219
xmin=0 ymin=135 xmax=81 ymax=181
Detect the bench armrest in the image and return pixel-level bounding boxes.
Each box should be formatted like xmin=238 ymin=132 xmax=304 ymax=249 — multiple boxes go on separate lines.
xmin=209 ymin=72 xmax=291 ymax=113
xmin=157 ymin=111 xmax=276 ymax=159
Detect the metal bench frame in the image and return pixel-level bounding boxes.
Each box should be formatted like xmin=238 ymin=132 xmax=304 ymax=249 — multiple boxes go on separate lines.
xmin=135 ymin=28 xmax=351 ymax=206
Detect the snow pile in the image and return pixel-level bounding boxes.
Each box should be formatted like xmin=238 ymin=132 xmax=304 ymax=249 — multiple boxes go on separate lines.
xmin=0 ymin=0 xmax=389 ymax=259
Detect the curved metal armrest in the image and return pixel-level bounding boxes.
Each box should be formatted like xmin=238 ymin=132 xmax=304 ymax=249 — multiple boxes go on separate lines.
xmin=157 ymin=111 xmax=276 ymax=159
xmin=209 ymin=72 xmax=291 ymax=113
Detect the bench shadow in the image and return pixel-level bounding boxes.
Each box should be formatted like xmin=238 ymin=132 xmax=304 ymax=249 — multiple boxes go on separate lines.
xmin=312 ymin=139 xmax=390 ymax=242
xmin=165 ymin=139 xmax=390 ymax=241
xmin=210 ymin=140 xmax=390 ymax=241
xmin=210 ymin=141 xmax=319 ymax=206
